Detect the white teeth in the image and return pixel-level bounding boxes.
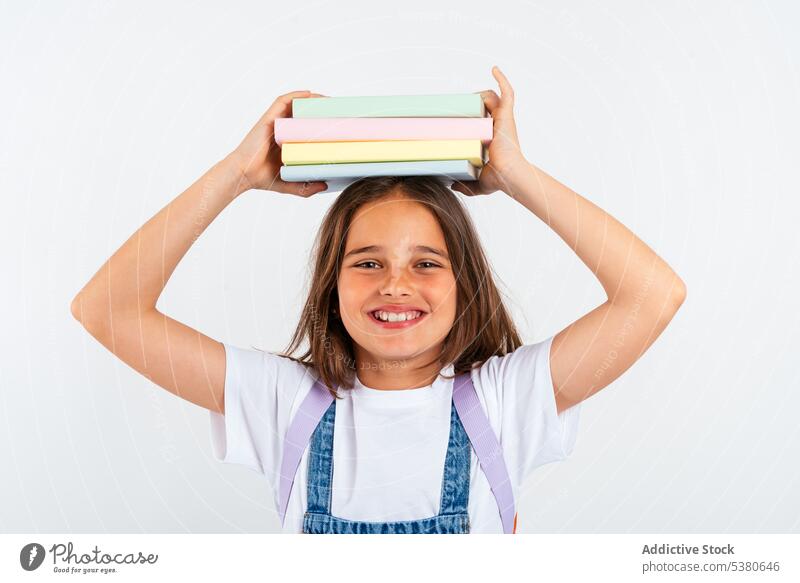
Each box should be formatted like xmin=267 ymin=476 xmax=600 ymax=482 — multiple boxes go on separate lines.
xmin=373 ymin=310 xmax=422 ymax=322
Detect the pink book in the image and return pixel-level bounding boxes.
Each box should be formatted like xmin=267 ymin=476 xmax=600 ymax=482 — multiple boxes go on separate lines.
xmin=274 ymin=117 xmax=493 ymax=146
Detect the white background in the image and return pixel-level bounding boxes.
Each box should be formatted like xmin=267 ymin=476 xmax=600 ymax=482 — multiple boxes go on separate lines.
xmin=1 ymin=0 xmax=798 ymax=533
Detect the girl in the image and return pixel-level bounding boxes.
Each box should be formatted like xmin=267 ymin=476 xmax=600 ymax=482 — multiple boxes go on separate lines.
xmin=71 ymin=67 xmax=686 ymax=534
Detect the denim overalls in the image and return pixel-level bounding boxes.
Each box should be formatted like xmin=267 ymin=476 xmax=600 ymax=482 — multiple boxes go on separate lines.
xmin=302 ymin=392 xmax=471 ymax=533
xmin=278 ymin=372 xmax=517 ymax=534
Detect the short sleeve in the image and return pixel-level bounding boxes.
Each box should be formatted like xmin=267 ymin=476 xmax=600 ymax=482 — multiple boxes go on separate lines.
xmin=473 ymin=335 xmax=581 ymax=490
xmin=209 ymin=343 xmax=312 ymax=489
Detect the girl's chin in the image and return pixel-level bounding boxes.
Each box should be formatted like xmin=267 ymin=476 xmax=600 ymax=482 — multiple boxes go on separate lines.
xmin=361 ymin=341 xmax=440 ymax=363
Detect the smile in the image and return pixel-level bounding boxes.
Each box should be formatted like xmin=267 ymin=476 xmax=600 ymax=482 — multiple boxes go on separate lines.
xmin=368 ymin=310 xmax=427 ymax=328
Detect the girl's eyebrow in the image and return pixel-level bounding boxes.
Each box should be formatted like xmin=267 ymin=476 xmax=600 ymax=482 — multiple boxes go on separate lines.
xmin=344 ymin=245 xmax=449 ymax=259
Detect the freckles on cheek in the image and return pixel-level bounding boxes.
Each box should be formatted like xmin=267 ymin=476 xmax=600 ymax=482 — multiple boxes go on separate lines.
xmin=338 ymin=276 xmax=370 ymax=309
xmin=428 ymin=274 xmax=457 ymax=299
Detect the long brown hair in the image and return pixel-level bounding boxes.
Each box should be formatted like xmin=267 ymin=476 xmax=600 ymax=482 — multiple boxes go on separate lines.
xmin=279 ymin=176 xmax=523 ymax=400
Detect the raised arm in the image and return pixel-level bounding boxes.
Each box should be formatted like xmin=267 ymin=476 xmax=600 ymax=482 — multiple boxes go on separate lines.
xmin=70 ymin=91 xmax=328 ymax=414
xmin=453 ymin=67 xmax=687 ymax=414
xmin=507 ymin=161 xmax=686 ymax=415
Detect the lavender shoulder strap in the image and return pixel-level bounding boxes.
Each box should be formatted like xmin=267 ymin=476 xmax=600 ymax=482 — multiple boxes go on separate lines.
xmin=277 ymin=378 xmax=334 ymax=526
xmin=278 ymin=372 xmax=515 ymax=534
xmin=452 ymin=372 xmax=516 ymax=534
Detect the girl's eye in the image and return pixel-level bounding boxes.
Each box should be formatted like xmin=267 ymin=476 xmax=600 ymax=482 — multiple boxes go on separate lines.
xmin=353 ymin=261 xmax=441 ymax=269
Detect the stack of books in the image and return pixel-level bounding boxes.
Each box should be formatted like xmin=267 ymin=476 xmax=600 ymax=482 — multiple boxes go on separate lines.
xmin=275 ymin=94 xmax=492 ymax=191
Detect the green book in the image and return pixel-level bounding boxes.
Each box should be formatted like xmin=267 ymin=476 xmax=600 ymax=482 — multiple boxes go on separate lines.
xmin=292 ymin=94 xmax=485 ymax=118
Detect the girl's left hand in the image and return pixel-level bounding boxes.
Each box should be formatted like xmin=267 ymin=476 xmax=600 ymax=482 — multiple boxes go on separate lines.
xmin=451 ymin=66 xmax=528 ymax=196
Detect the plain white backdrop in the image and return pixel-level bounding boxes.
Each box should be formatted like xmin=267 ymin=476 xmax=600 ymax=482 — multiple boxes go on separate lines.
xmin=1 ymin=0 xmax=798 ymax=533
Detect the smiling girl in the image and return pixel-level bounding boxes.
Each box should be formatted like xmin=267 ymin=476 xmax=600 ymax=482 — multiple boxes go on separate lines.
xmin=71 ymin=67 xmax=686 ymax=533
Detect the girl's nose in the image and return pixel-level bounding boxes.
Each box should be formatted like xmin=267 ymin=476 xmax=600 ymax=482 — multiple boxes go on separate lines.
xmin=379 ymin=269 xmax=413 ymax=296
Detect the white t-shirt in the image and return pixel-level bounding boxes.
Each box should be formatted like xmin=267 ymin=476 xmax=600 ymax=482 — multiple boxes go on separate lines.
xmin=209 ymin=335 xmax=581 ymax=533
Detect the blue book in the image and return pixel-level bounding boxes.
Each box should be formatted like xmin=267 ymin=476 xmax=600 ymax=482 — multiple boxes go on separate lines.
xmin=280 ymin=160 xmax=479 ymax=193
xmin=280 ymin=159 xmax=479 ymax=181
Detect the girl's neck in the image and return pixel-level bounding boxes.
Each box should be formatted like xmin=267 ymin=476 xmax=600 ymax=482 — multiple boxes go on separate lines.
xmin=354 ymin=351 xmax=443 ymax=391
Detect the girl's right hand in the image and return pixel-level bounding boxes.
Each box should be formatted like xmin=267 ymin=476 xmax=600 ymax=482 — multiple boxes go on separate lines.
xmin=227 ymin=90 xmax=329 ymax=197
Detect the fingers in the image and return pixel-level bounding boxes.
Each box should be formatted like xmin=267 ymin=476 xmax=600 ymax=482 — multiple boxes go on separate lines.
xmin=276 ymin=179 xmax=328 ymax=197
xmin=491 ymin=66 xmax=515 ymax=107
xmin=485 ymin=66 xmax=516 ymax=125
xmin=479 ymin=90 xmax=501 ymax=116
xmin=479 ymin=67 xmax=515 ymax=122
xmin=271 ymin=91 xmax=310 ymax=119
xmin=259 ymin=90 xmax=325 ymax=124
xmin=274 ymin=90 xmax=329 ymax=119
xmin=450 ymin=180 xmax=485 ymax=197
xmin=265 ymin=90 xmax=310 ymax=117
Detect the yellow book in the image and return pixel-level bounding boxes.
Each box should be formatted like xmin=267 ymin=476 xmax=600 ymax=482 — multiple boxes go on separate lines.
xmin=281 ymin=140 xmax=484 ymax=167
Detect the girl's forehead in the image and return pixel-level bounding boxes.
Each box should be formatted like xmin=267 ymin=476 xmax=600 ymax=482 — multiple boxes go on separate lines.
xmin=346 ymin=200 xmax=446 ymax=250
xmin=351 ymin=197 xmax=438 ymax=228
xmin=353 ymin=195 xmax=428 ymax=216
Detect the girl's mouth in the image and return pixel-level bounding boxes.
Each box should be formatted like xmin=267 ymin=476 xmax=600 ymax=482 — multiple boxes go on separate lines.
xmin=367 ymin=310 xmax=428 ymax=329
